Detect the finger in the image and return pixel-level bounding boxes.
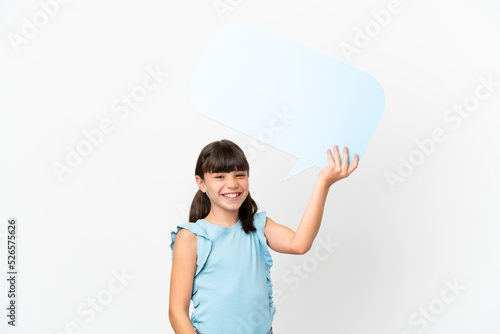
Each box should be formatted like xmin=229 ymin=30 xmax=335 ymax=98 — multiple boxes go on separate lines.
xmin=333 ymin=145 xmax=340 ymax=165
xmin=342 ymin=146 xmax=349 ymax=170
xmin=347 ymin=154 xmax=359 ymax=176
xmin=327 ymin=148 xmax=334 ymax=165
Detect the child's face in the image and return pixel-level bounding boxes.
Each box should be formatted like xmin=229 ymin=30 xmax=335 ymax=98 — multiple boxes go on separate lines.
xmin=199 ymin=169 xmax=249 ymax=212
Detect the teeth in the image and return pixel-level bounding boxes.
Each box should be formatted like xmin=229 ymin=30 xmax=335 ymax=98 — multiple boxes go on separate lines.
xmin=223 ymin=193 xmax=240 ymax=198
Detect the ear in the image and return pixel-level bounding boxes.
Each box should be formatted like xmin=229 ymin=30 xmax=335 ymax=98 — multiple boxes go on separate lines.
xmin=195 ymin=175 xmax=206 ymax=193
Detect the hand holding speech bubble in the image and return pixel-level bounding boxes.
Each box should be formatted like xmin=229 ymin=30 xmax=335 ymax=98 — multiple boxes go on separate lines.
xmin=189 ymin=21 xmax=385 ymax=180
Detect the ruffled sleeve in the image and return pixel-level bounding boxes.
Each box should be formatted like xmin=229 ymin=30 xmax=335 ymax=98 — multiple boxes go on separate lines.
xmin=170 ymin=222 xmax=212 ymax=277
xmin=253 ymin=211 xmax=277 ymax=321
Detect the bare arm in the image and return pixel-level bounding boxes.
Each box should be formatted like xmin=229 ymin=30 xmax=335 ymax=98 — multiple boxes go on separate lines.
xmin=169 ymin=228 xmax=198 ymax=334
xmin=265 ymin=145 xmax=359 ymax=255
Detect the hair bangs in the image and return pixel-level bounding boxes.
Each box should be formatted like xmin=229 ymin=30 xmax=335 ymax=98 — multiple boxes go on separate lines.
xmin=204 ymin=145 xmax=248 ymax=174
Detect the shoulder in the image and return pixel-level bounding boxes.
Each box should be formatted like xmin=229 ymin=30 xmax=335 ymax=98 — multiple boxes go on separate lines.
xmin=170 ymin=222 xmax=207 ymax=257
xmin=262 ymin=216 xmax=284 ymax=243
xmin=253 ymin=211 xmax=280 ymax=236
xmin=252 ymin=211 xmax=267 ymax=227
xmin=251 ymin=211 xmax=275 ymax=229
xmin=263 ymin=215 xmax=275 ymax=233
xmin=171 ymin=227 xmax=197 ymax=253
xmin=171 ymin=221 xmax=209 ymax=240
xmin=170 ymin=222 xmax=213 ymax=276
xmin=176 ymin=228 xmax=197 ymax=241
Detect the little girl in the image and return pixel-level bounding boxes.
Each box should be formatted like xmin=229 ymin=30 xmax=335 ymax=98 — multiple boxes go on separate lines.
xmin=169 ymin=139 xmax=358 ymax=334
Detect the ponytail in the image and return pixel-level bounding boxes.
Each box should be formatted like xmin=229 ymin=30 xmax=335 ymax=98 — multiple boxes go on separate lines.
xmin=189 ymin=189 xmax=211 ymax=223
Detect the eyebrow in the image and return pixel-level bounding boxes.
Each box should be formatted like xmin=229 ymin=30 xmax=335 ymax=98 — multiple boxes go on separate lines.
xmin=211 ymin=170 xmax=247 ymax=174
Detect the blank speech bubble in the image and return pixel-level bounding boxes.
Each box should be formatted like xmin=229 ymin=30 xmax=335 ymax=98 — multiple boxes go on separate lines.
xmin=189 ymin=21 xmax=385 ymax=180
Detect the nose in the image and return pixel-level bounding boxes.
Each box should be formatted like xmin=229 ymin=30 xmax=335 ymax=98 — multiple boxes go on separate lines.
xmin=226 ymin=175 xmax=238 ymax=188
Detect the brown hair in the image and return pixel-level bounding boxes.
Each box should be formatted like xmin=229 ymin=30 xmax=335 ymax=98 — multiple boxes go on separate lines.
xmin=189 ymin=139 xmax=258 ymax=234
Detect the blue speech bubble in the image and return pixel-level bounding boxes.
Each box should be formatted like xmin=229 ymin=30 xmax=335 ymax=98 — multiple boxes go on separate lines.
xmin=189 ymin=21 xmax=385 ymax=180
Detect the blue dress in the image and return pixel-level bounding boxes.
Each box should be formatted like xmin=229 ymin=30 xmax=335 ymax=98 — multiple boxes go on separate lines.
xmin=170 ymin=211 xmax=275 ymax=334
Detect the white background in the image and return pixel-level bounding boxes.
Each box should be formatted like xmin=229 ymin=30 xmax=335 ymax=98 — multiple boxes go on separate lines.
xmin=1 ymin=0 xmax=499 ymax=333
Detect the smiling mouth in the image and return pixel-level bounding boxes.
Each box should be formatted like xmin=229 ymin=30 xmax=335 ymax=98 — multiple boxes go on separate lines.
xmin=222 ymin=192 xmax=241 ymax=199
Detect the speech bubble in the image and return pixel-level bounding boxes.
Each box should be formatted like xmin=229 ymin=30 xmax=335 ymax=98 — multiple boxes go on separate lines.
xmin=189 ymin=21 xmax=385 ymax=180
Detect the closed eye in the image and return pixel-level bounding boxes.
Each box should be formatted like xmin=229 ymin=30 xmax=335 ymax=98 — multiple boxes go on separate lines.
xmin=214 ymin=173 xmax=246 ymax=178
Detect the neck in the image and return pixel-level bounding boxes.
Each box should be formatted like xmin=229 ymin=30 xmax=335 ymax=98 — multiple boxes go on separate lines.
xmin=204 ymin=208 xmax=240 ymax=227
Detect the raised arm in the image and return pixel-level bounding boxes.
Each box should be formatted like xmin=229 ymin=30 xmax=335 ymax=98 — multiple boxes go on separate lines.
xmin=169 ymin=228 xmax=198 ymax=334
xmin=265 ymin=145 xmax=358 ymax=255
